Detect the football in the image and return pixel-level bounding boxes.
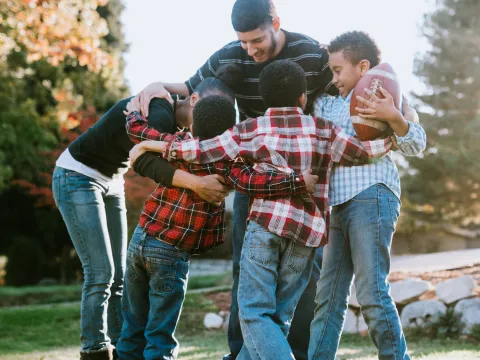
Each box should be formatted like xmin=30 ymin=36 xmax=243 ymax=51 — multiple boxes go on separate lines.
xmin=350 ymin=63 xmax=401 ymax=140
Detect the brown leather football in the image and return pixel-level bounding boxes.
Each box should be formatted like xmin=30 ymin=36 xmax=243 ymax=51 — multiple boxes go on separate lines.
xmin=350 ymin=63 xmax=401 ymax=140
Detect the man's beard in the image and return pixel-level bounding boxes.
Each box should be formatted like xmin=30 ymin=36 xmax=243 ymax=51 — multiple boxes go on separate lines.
xmin=267 ymin=29 xmax=277 ymax=59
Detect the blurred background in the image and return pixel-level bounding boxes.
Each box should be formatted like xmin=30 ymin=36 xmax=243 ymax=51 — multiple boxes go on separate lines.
xmin=0 ymin=0 xmax=479 ymax=288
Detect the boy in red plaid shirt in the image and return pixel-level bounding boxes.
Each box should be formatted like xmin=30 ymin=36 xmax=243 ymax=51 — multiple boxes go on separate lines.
xmin=151 ymin=60 xmax=393 ymax=359
xmin=116 ymin=95 xmax=317 ymax=360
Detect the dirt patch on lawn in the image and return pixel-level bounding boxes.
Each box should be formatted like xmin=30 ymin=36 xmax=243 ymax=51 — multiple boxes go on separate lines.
xmin=205 ymin=291 xmax=231 ymax=312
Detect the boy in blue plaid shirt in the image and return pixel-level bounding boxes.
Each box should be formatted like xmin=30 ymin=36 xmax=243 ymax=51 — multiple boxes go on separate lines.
xmin=309 ymin=31 xmax=426 ymax=360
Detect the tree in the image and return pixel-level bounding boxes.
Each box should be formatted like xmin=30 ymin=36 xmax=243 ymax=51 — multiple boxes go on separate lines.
xmin=0 ymin=0 xmax=129 ymax=284
xmin=403 ymin=0 xmax=480 ymax=225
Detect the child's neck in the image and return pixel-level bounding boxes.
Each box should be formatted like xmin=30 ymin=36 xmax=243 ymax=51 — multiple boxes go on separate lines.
xmin=175 ymin=100 xmax=191 ymax=128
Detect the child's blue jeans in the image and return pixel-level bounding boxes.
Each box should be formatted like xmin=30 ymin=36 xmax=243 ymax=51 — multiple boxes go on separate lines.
xmin=237 ymin=221 xmax=316 ymax=360
xmin=309 ymin=184 xmax=410 ymax=360
xmin=116 ymin=226 xmax=190 ymax=360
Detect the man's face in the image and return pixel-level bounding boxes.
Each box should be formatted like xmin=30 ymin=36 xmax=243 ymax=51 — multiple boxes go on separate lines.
xmin=237 ymin=25 xmax=277 ymax=63
xmin=328 ymin=51 xmax=366 ymax=98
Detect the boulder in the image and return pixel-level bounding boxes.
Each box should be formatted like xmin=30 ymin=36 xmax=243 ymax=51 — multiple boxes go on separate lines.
xmin=203 ymin=313 xmax=224 ymax=329
xmin=435 ymin=275 xmax=476 ymax=304
xmin=390 ymin=278 xmax=433 ymax=305
xmin=400 ymin=300 xmax=447 ymax=328
xmin=343 ymin=309 xmax=358 ymax=334
xmin=454 ymin=298 xmax=480 ymax=334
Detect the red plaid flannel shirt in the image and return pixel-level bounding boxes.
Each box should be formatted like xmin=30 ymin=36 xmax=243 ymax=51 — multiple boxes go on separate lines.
xmin=126 ymin=111 xmax=308 ymax=254
xmin=165 ymin=107 xmax=392 ymax=247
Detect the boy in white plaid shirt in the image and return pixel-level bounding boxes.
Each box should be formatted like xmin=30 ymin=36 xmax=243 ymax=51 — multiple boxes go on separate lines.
xmin=309 ymin=31 xmax=426 ymax=360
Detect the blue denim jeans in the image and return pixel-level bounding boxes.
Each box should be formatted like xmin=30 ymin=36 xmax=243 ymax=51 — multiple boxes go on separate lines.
xmin=309 ymin=184 xmax=409 ymax=360
xmin=237 ymin=221 xmax=315 ymax=360
xmin=116 ymin=226 xmax=189 ymax=360
xmin=52 ymin=166 xmax=127 ymax=352
xmin=228 ymin=191 xmax=323 ymax=360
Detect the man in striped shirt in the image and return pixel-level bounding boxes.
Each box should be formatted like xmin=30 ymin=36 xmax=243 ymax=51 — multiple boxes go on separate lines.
xmin=309 ymin=32 xmax=426 ymax=360
xmin=131 ymin=1 xmax=336 ymax=358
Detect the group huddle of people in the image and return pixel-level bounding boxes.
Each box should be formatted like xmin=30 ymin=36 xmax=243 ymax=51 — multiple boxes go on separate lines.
xmin=52 ymin=0 xmax=427 ymax=359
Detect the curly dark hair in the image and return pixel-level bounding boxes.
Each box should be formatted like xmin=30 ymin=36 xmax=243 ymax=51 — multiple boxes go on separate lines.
xmin=231 ymin=0 xmax=276 ymax=32
xmin=328 ymin=31 xmax=381 ymax=67
xmin=194 ymin=64 xmax=243 ymax=104
xmin=192 ymin=95 xmax=236 ymax=140
xmin=259 ymin=60 xmax=306 ymax=108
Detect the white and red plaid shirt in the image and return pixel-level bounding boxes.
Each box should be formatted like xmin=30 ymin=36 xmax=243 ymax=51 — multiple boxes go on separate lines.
xmin=166 ymin=107 xmax=392 ymax=247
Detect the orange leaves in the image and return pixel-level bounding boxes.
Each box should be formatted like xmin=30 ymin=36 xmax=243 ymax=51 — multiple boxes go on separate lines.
xmin=2 ymin=0 xmax=112 ymax=72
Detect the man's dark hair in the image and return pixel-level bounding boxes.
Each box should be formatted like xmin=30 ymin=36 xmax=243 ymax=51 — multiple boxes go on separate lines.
xmin=259 ymin=60 xmax=306 ymax=108
xmin=328 ymin=31 xmax=381 ymax=68
xmin=231 ymin=0 xmax=276 ymax=32
xmin=194 ymin=64 xmax=243 ymax=104
xmin=193 ymin=95 xmax=236 ymax=140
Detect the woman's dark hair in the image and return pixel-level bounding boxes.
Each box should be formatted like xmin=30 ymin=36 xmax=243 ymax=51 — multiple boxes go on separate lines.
xmin=259 ymin=60 xmax=306 ymax=107
xmin=231 ymin=0 xmax=276 ymax=32
xmin=194 ymin=64 xmax=243 ymax=104
xmin=192 ymin=95 xmax=236 ymax=140
xmin=328 ymin=31 xmax=381 ymax=68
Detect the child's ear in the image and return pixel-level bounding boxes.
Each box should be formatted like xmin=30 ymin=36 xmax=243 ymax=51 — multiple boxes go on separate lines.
xmin=190 ymin=93 xmax=200 ymax=107
xmin=359 ymin=59 xmax=371 ymax=75
xmin=298 ymin=92 xmax=307 ymax=110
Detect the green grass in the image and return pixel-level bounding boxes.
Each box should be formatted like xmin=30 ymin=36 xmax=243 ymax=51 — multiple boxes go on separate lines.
xmin=0 ymin=272 xmax=231 ymax=308
xmin=0 ymin=285 xmax=81 ymax=307
xmin=0 ymin=288 xmax=478 ymax=359
xmin=0 ymin=303 xmax=81 ymax=354
xmin=187 ymin=271 xmax=232 ymax=291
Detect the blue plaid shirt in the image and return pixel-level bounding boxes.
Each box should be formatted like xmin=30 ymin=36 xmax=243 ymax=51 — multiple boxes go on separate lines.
xmin=314 ymin=92 xmax=427 ymax=206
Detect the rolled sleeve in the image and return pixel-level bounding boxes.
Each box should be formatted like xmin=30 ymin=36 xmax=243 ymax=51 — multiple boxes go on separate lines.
xmin=394 ymin=122 xmax=427 ymax=156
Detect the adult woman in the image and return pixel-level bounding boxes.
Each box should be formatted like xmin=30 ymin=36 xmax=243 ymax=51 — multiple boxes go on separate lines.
xmin=52 ymin=66 xmax=239 ymax=360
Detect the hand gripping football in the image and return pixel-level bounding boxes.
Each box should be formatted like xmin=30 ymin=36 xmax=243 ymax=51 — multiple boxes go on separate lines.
xmin=350 ymin=63 xmax=401 ymax=140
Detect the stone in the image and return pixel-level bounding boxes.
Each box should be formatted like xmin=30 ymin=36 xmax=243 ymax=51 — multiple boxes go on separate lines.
xmin=203 ymin=313 xmax=224 ymax=330
xmin=349 ymin=283 xmax=360 ymax=308
xmin=343 ymin=309 xmax=358 ymax=334
xmin=400 ymin=300 xmax=447 ymax=328
xmin=435 ymin=275 xmax=476 ymax=304
xmin=454 ymin=298 xmax=480 ymax=334
xmin=390 ymin=278 xmax=433 ymax=305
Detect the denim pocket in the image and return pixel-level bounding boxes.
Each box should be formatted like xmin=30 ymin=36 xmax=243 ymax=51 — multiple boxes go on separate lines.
xmin=64 ymin=170 xmax=85 ymax=187
xmin=147 ymin=257 xmax=176 ymax=294
xmin=126 ymin=253 xmax=141 ymax=284
xmin=286 ymin=244 xmax=313 ymax=274
xmin=388 ymin=197 xmax=401 ymax=230
xmin=247 ymin=230 xmax=279 ymax=266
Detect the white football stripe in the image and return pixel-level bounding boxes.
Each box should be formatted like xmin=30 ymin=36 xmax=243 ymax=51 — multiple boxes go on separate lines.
xmin=366 ymin=69 xmax=398 ymax=83
xmin=351 ymin=116 xmax=389 ymax=131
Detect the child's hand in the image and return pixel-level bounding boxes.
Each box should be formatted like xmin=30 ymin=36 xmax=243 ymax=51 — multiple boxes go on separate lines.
xmin=302 ymin=169 xmax=318 ymax=193
xmin=129 ymin=143 xmax=147 ymax=165
xmin=355 ymin=87 xmax=402 ymax=124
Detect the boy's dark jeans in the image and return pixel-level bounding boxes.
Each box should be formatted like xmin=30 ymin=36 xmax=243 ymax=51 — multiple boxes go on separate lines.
xmin=117 ymin=226 xmax=189 ymax=360
xmin=227 ymin=191 xmax=323 ymax=360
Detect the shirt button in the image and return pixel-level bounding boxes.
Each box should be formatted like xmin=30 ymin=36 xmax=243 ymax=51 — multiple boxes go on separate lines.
xmin=295 ymin=177 xmax=300 ymax=182
xmin=171 ymin=151 xmax=176 ymax=157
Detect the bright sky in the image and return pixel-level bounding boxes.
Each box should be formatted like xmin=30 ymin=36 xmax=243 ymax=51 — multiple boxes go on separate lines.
xmin=121 ymin=0 xmax=432 ymax=96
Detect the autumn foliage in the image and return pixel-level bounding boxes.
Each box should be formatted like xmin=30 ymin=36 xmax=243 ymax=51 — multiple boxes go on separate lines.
xmin=0 ymin=0 xmax=131 ymax=284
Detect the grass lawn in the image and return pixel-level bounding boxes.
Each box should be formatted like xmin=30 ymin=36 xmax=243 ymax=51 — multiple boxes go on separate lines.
xmin=0 ymin=272 xmax=231 ymax=308
xmin=0 ymin=281 xmax=479 ymax=359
